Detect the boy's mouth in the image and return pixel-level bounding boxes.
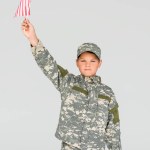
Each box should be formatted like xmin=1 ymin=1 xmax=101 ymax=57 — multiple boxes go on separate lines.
xmin=84 ymin=69 xmax=91 ymax=71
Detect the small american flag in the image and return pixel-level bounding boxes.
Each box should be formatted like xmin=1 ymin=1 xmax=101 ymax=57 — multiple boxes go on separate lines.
xmin=15 ymin=0 xmax=31 ymax=17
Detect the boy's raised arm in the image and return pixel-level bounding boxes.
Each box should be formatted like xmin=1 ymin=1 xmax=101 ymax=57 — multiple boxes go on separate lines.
xmin=21 ymin=19 xmax=69 ymax=92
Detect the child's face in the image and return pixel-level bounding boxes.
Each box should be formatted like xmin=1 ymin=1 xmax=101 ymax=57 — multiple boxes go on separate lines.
xmin=76 ymin=52 xmax=102 ymax=77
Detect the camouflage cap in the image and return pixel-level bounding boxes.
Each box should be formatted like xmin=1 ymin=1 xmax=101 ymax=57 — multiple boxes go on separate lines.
xmin=77 ymin=43 xmax=101 ymax=59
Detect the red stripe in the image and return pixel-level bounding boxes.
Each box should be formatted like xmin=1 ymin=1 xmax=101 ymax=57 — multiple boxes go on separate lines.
xmin=15 ymin=0 xmax=31 ymax=17
xmin=22 ymin=0 xmax=24 ymax=16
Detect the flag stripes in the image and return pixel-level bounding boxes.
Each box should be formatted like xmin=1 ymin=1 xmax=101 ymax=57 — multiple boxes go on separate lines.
xmin=15 ymin=0 xmax=31 ymax=17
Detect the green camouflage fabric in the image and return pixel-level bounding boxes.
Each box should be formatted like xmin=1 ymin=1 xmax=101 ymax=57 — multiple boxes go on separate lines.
xmin=77 ymin=43 xmax=101 ymax=59
xmin=61 ymin=142 xmax=80 ymax=150
xmin=31 ymin=40 xmax=122 ymax=150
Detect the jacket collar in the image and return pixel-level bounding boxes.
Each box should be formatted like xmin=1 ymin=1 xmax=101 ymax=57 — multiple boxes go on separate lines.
xmin=78 ymin=74 xmax=101 ymax=84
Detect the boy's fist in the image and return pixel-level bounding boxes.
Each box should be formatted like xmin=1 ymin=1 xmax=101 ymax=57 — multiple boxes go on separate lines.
xmin=21 ymin=19 xmax=39 ymax=47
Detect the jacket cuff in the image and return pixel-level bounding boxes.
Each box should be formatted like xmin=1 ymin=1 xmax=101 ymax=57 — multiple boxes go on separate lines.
xmin=31 ymin=40 xmax=45 ymax=56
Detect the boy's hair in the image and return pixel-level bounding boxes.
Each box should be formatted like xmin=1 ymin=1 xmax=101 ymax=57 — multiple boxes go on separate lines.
xmin=77 ymin=43 xmax=101 ymax=59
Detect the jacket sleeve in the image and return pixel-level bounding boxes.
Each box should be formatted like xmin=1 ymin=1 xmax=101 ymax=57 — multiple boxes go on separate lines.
xmin=105 ymin=91 xmax=122 ymax=150
xmin=31 ymin=40 xmax=69 ymax=92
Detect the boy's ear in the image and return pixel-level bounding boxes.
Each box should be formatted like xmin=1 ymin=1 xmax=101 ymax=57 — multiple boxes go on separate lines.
xmin=76 ymin=59 xmax=79 ymax=68
xmin=98 ymin=59 xmax=102 ymax=68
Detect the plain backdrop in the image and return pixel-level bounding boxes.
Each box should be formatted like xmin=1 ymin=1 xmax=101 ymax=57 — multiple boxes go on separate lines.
xmin=0 ymin=0 xmax=150 ymax=149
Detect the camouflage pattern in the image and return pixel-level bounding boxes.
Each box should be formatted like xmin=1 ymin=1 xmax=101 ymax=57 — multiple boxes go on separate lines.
xmin=61 ymin=142 xmax=80 ymax=150
xmin=31 ymin=41 xmax=122 ymax=150
xmin=77 ymin=43 xmax=101 ymax=59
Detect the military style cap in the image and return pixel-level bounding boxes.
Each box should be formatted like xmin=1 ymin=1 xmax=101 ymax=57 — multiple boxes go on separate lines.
xmin=77 ymin=43 xmax=101 ymax=59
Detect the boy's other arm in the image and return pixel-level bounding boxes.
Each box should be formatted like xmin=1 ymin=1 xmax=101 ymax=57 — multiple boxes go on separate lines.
xmin=105 ymin=92 xmax=122 ymax=150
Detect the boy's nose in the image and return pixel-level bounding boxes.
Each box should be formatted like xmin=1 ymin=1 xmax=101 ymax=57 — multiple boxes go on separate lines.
xmin=85 ymin=62 xmax=90 ymax=67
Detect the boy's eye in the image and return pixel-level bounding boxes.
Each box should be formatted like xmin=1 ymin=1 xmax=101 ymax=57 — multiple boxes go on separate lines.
xmin=91 ymin=60 xmax=96 ymax=62
xmin=80 ymin=60 xmax=86 ymax=62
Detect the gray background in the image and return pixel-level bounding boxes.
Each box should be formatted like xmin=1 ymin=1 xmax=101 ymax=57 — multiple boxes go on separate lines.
xmin=0 ymin=0 xmax=150 ymax=149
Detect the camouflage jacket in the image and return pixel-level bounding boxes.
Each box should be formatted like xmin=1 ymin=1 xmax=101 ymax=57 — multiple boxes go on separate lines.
xmin=31 ymin=41 xmax=122 ymax=150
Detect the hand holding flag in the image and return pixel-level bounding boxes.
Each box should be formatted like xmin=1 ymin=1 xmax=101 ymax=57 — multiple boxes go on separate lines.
xmin=16 ymin=1 xmax=38 ymax=46
xmin=21 ymin=19 xmax=39 ymax=46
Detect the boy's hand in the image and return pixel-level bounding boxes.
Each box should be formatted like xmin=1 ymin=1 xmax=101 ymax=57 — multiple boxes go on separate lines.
xmin=21 ymin=19 xmax=39 ymax=47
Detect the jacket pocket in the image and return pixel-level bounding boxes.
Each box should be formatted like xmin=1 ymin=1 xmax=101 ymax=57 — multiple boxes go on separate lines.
xmin=72 ymin=85 xmax=88 ymax=96
xmin=97 ymin=94 xmax=110 ymax=118
xmin=98 ymin=94 xmax=111 ymax=103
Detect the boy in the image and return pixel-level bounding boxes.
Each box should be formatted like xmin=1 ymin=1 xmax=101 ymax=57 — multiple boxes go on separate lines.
xmin=21 ymin=19 xmax=122 ymax=150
